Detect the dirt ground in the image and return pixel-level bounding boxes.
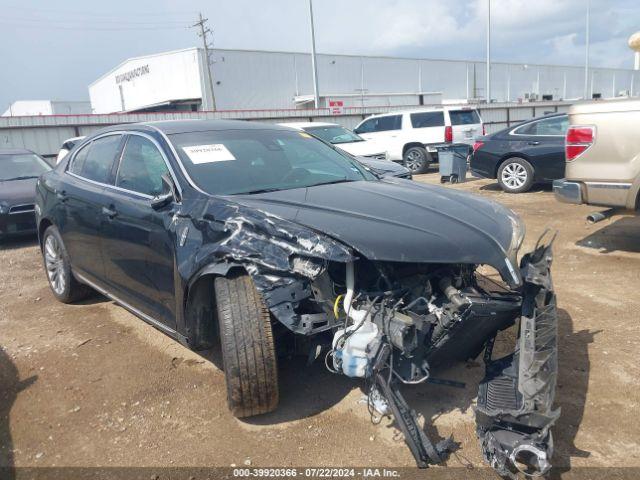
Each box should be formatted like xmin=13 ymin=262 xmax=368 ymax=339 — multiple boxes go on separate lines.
xmin=1 ymin=172 xmax=639 ymax=477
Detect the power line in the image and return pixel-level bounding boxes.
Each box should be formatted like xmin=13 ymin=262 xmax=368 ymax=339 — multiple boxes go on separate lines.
xmin=3 ymin=4 xmax=197 ymax=18
xmin=191 ymin=12 xmax=217 ymax=111
xmin=0 ymin=21 xmax=190 ymax=31
xmin=2 ymin=17 xmax=192 ymax=26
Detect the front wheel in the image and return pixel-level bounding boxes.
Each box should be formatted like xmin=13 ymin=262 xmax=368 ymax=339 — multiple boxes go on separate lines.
xmin=215 ymin=273 xmax=279 ymax=418
xmin=41 ymin=225 xmax=91 ymax=303
xmin=497 ymin=158 xmax=534 ymax=193
xmin=403 ymin=147 xmax=431 ymax=174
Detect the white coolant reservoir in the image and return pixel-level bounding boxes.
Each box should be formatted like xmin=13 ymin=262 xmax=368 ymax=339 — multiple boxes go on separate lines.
xmin=332 ymin=320 xmax=379 ymax=378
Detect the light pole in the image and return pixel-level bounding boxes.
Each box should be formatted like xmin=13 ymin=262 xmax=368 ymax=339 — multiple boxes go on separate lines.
xmin=486 ymin=0 xmax=491 ymax=103
xmin=584 ymin=0 xmax=590 ymax=99
xmin=308 ymin=0 xmax=320 ymax=109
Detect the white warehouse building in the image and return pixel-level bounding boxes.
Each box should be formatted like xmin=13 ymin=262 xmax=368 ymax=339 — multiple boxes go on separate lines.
xmin=2 ymin=100 xmax=91 ymax=117
xmin=89 ymin=47 xmax=640 ymax=113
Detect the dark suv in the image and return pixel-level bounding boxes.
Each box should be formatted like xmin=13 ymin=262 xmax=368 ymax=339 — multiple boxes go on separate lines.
xmin=35 ymin=120 xmax=559 ymax=476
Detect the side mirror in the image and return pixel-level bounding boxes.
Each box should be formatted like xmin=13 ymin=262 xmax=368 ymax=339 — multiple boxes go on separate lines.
xmin=353 ymin=127 xmax=362 ymax=135
xmin=150 ymin=174 xmax=177 ymax=210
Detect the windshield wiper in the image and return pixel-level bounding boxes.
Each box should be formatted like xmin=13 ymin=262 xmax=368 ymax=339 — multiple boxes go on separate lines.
xmin=311 ymin=178 xmax=357 ymax=187
xmin=1 ymin=175 xmax=39 ymax=181
xmin=238 ymin=187 xmax=283 ymax=195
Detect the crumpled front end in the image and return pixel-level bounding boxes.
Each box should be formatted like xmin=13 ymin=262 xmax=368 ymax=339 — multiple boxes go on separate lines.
xmin=475 ymin=234 xmax=559 ymax=477
xmin=177 ymin=194 xmax=559 ymax=476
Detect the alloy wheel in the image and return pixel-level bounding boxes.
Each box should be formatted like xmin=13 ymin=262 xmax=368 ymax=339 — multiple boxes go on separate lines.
xmin=405 ymin=150 xmax=423 ymax=172
xmin=44 ymin=235 xmax=67 ymax=295
xmin=501 ymin=162 xmax=528 ymax=189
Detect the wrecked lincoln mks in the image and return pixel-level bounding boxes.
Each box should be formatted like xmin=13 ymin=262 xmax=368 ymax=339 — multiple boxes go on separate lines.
xmin=35 ymin=120 xmax=559 ymax=477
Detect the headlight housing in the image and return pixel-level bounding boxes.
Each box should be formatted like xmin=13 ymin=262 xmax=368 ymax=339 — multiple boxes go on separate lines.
xmin=0 ymin=202 xmax=9 ymax=215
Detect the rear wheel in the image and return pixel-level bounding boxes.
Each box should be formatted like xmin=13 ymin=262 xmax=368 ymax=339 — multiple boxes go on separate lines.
xmin=497 ymin=157 xmax=534 ymax=193
xmin=42 ymin=226 xmax=91 ymax=303
xmin=403 ymin=146 xmax=431 ymax=174
xmin=215 ymin=273 xmax=279 ymax=418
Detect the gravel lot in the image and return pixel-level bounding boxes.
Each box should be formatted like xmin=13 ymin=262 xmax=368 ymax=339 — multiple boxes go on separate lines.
xmin=1 ymin=173 xmax=639 ymax=476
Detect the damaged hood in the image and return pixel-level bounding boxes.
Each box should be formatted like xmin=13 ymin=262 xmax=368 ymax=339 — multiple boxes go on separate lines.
xmin=228 ymin=179 xmax=521 ymax=284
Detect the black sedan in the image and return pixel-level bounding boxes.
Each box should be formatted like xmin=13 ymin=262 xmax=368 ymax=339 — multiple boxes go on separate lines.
xmin=35 ymin=120 xmax=559 ymax=476
xmin=0 ymin=149 xmax=51 ymax=239
xmin=470 ymin=113 xmax=568 ymax=193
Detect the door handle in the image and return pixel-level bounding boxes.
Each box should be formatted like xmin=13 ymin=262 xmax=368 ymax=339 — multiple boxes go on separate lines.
xmin=56 ymin=190 xmax=68 ymax=203
xmin=527 ymin=141 xmax=540 ymax=145
xmin=102 ymin=206 xmax=117 ymax=219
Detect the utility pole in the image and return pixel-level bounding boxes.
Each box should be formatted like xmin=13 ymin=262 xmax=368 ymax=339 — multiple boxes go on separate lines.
xmin=308 ymin=0 xmax=320 ymax=109
xmin=486 ymin=0 xmax=491 ymax=103
xmin=192 ymin=12 xmax=217 ymax=111
xmin=584 ymin=0 xmax=590 ymax=99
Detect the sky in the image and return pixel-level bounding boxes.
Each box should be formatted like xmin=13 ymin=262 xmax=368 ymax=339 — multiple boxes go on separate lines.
xmin=0 ymin=0 xmax=638 ymax=110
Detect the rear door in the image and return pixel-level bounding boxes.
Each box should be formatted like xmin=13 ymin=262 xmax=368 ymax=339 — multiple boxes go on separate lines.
xmin=447 ymin=109 xmax=483 ymax=145
xmin=61 ymin=134 xmax=124 ymax=281
xmin=354 ymin=114 xmax=404 ymax=160
xmin=100 ymin=133 xmax=178 ymax=329
xmin=509 ymin=115 xmax=568 ymax=180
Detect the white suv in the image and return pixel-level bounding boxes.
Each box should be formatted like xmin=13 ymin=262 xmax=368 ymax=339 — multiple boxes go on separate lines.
xmin=353 ymin=107 xmax=484 ymax=173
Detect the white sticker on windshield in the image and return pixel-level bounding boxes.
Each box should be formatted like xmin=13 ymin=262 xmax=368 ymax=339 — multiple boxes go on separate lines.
xmin=182 ymin=144 xmax=236 ymax=164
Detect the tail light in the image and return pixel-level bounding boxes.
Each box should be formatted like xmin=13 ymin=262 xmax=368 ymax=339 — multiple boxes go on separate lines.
xmin=565 ymin=125 xmax=595 ymax=161
xmin=445 ymin=126 xmax=453 ymax=142
xmin=473 ymin=141 xmax=484 ymax=153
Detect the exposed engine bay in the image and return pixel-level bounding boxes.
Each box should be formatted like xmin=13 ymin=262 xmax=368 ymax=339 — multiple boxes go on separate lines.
xmin=177 ymin=183 xmax=560 ymax=477
xmin=296 ymin=234 xmax=559 ymax=478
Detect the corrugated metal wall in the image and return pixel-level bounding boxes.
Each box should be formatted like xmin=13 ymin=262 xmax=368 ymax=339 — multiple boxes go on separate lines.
xmin=0 ymin=101 xmax=570 ymax=157
xmin=210 ymin=49 xmax=638 ymax=110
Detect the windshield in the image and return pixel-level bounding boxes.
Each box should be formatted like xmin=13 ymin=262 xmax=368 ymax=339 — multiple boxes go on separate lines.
xmin=0 ymin=153 xmax=51 ymax=181
xmin=304 ymin=125 xmax=363 ymax=144
xmin=169 ymin=129 xmax=374 ymax=195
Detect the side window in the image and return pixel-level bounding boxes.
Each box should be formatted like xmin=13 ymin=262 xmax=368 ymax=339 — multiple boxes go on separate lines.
xmin=375 ymin=115 xmax=402 ymax=132
xmin=410 ymin=111 xmax=444 ymax=128
xmin=515 ymin=116 xmax=568 ymax=136
xmin=69 ymin=142 xmax=91 ymax=175
xmin=76 ymin=135 xmax=122 ymax=184
xmin=535 ymin=116 xmax=569 ymax=135
xmin=354 ymin=118 xmax=376 ymax=134
xmin=116 ymin=135 xmax=169 ymax=196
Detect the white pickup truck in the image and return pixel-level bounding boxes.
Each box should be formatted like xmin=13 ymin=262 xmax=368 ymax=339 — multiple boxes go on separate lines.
xmin=354 ymin=107 xmax=484 ymax=173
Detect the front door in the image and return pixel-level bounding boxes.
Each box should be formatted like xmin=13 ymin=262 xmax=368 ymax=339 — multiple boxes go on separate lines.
xmin=100 ymin=134 xmax=177 ymax=328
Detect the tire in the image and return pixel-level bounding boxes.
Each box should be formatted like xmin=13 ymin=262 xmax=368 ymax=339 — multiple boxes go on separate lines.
xmin=403 ymin=146 xmax=431 ymax=174
xmin=215 ymin=273 xmax=279 ymax=418
xmin=41 ymin=225 xmax=91 ymax=303
xmin=497 ymin=157 xmax=534 ymax=193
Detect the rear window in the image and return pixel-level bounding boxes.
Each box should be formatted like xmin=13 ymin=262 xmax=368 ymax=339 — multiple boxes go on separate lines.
xmin=410 ymin=111 xmax=444 ymax=128
xmin=448 ymin=110 xmax=481 ymax=126
xmin=69 ymin=135 xmax=122 ymax=184
xmin=355 ymin=115 xmax=402 ymax=134
xmin=515 ymin=116 xmax=569 ymax=136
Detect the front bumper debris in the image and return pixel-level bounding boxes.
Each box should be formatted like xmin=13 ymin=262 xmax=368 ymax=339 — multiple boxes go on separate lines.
xmin=476 ymin=233 xmax=560 ymax=477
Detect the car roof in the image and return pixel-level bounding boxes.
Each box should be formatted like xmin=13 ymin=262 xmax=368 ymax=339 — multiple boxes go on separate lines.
xmin=0 ymin=148 xmax=34 ymax=156
xmin=278 ymin=122 xmax=339 ymax=129
xmin=362 ymin=106 xmax=481 ymax=121
xmin=140 ymin=119 xmax=293 ymax=135
xmin=517 ymin=112 xmax=567 ymax=124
